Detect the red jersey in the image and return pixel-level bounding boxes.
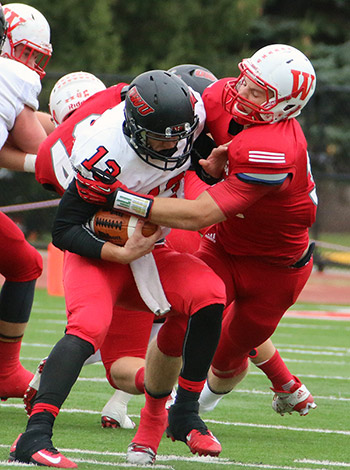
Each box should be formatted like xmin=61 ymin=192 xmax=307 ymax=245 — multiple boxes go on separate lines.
xmin=203 ymin=77 xmax=317 ymax=265
xmin=35 ymin=83 xmax=128 ymax=195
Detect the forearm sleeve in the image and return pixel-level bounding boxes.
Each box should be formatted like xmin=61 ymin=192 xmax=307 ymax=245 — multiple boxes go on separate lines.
xmin=52 ymin=181 xmax=105 ymax=258
xmin=190 ymin=132 xmax=221 ymax=185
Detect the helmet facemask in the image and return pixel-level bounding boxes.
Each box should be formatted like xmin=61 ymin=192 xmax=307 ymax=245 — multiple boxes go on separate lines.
xmin=223 ymin=64 xmax=278 ymax=125
xmin=6 ymin=38 xmax=51 ymax=78
xmin=126 ymin=113 xmax=199 ymax=171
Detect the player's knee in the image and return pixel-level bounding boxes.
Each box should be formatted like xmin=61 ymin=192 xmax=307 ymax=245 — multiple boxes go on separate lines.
xmin=211 ymin=357 xmax=249 ymax=379
xmin=157 ymin=316 xmax=187 ymax=356
xmin=9 ymin=246 xmax=43 ymax=282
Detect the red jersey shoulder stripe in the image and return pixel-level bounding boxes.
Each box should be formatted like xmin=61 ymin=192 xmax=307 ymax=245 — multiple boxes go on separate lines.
xmin=248 ymin=150 xmax=286 ymax=164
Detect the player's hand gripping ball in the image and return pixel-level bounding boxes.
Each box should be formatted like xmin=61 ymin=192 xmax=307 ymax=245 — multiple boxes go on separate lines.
xmin=89 ymin=209 xmax=158 ymax=246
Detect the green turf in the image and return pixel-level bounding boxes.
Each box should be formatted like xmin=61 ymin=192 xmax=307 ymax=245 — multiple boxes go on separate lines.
xmin=0 ymin=288 xmax=349 ymax=469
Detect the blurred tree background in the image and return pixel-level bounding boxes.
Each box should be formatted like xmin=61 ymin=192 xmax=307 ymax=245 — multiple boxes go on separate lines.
xmin=1 ymin=0 xmax=350 ymax=242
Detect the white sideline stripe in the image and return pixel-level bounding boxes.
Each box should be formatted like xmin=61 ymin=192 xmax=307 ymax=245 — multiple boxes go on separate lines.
xmin=231 ymin=389 xmax=350 ymax=402
xmin=22 ymin=342 xmax=350 ymax=355
xmin=1 ymin=446 xmax=347 ymax=470
xmin=296 ymin=459 xmax=350 ymax=467
xmin=22 ymin=355 xmax=347 ymax=366
xmin=0 ymin=455 xmax=343 ymax=470
xmin=204 ymin=420 xmax=350 ymax=436
xmin=72 ymin=373 xmax=350 ymax=383
xmin=75 ymin=461 xmax=175 ymax=469
xmin=64 ymin=449 xmax=231 ymax=465
xmin=274 ymin=348 xmax=349 ymax=357
xmin=2 ymin=386 xmax=350 ymax=415
xmin=275 ymin=344 xmax=349 ymax=351
xmin=281 ymin=358 xmax=346 ymax=365
xmin=249 ymin=371 xmax=350 ymax=380
xmin=75 ymin=462 xmax=175 ymax=469
xmin=1 ymin=403 xmax=349 ymax=435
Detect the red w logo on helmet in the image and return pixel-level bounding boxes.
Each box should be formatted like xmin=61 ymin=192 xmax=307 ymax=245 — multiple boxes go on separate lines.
xmin=3 ymin=7 xmax=25 ymax=32
xmin=128 ymin=86 xmax=154 ymax=116
xmin=291 ymin=70 xmax=315 ymax=101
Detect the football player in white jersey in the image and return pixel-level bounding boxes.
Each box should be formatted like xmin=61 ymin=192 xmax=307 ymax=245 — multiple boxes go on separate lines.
xmin=0 ymin=3 xmax=54 ymax=171
xmin=25 ymin=70 xmax=140 ymax=431
xmin=0 ymin=3 xmax=52 ymax=403
xmin=10 ymin=70 xmax=226 ymax=467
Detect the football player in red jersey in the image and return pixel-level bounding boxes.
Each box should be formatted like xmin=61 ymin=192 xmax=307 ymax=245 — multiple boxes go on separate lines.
xmin=169 ymin=62 xmax=317 ymax=417
xmin=0 ymin=3 xmax=52 ymax=406
xmin=114 ymin=45 xmax=318 ymax=418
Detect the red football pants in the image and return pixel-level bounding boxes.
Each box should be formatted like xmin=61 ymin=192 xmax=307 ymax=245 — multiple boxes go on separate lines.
xmin=63 ymin=244 xmax=226 ymax=352
xmin=196 ymin=235 xmax=313 ymax=374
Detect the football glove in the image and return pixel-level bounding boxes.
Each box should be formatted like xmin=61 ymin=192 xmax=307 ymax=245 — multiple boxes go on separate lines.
xmin=75 ymin=168 xmax=122 ymax=205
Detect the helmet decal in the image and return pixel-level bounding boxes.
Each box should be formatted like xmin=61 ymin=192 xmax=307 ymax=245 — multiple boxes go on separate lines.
xmin=128 ymin=86 xmax=154 ymax=116
xmin=290 ymin=70 xmax=316 ymax=101
xmin=167 ymin=64 xmax=218 ymax=96
xmin=192 ymin=68 xmax=217 ymax=82
xmin=4 ymin=8 xmax=25 ymax=32
xmin=49 ymin=71 xmax=106 ymax=125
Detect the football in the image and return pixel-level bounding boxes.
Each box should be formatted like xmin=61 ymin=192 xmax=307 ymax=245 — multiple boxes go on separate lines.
xmin=89 ymin=209 xmax=158 ymax=246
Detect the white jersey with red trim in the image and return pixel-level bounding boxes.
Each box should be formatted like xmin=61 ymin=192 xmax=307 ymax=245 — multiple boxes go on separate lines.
xmin=0 ymin=57 xmax=41 ymax=149
xmin=36 ymin=84 xmax=128 ymax=195
xmin=70 ymin=98 xmax=206 ymax=198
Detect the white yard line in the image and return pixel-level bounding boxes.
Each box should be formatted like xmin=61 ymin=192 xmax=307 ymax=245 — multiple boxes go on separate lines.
xmin=296 ymin=460 xmax=350 ymax=468
xmin=1 ymin=403 xmax=349 ymax=435
xmin=0 ymin=452 xmax=345 ymax=470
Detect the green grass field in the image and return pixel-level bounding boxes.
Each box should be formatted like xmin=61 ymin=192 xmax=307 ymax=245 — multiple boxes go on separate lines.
xmin=1 ymin=288 xmax=349 ymax=470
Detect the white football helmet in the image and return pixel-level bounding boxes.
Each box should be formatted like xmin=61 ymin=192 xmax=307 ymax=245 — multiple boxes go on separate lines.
xmin=49 ymin=71 xmax=106 ymax=125
xmin=0 ymin=4 xmax=8 ymax=53
xmin=223 ymin=44 xmax=316 ymax=125
xmin=1 ymin=3 xmax=52 ymax=78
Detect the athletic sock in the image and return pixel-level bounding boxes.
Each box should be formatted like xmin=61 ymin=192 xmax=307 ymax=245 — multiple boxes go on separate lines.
xmin=256 ymin=350 xmax=298 ymax=392
xmin=198 ymin=380 xmax=227 ymax=413
xmin=0 ymin=340 xmax=33 ymax=398
xmin=180 ymin=304 xmax=223 ymax=382
xmin=135 ymin=366 xmax=145 ymax=393
xmin=34 ymin=334 xmax=94 ymax=408
xmin=16 ymin=412 xmax=56 ymax=461
xmin=131 ymin=390 xmax=169 ymax=452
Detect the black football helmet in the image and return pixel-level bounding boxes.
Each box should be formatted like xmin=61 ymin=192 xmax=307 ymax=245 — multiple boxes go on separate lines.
xmin=124 ymin=70 xmax=199 ymax=171
xmin=0 ymin=4 xmax=8 ymax=53
xmin=167 ymin=64 xmax=218 ymax=96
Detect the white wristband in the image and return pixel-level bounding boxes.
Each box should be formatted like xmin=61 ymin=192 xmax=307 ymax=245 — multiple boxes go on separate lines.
xmin=23 ymin=153 xmax=37 ymax=173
